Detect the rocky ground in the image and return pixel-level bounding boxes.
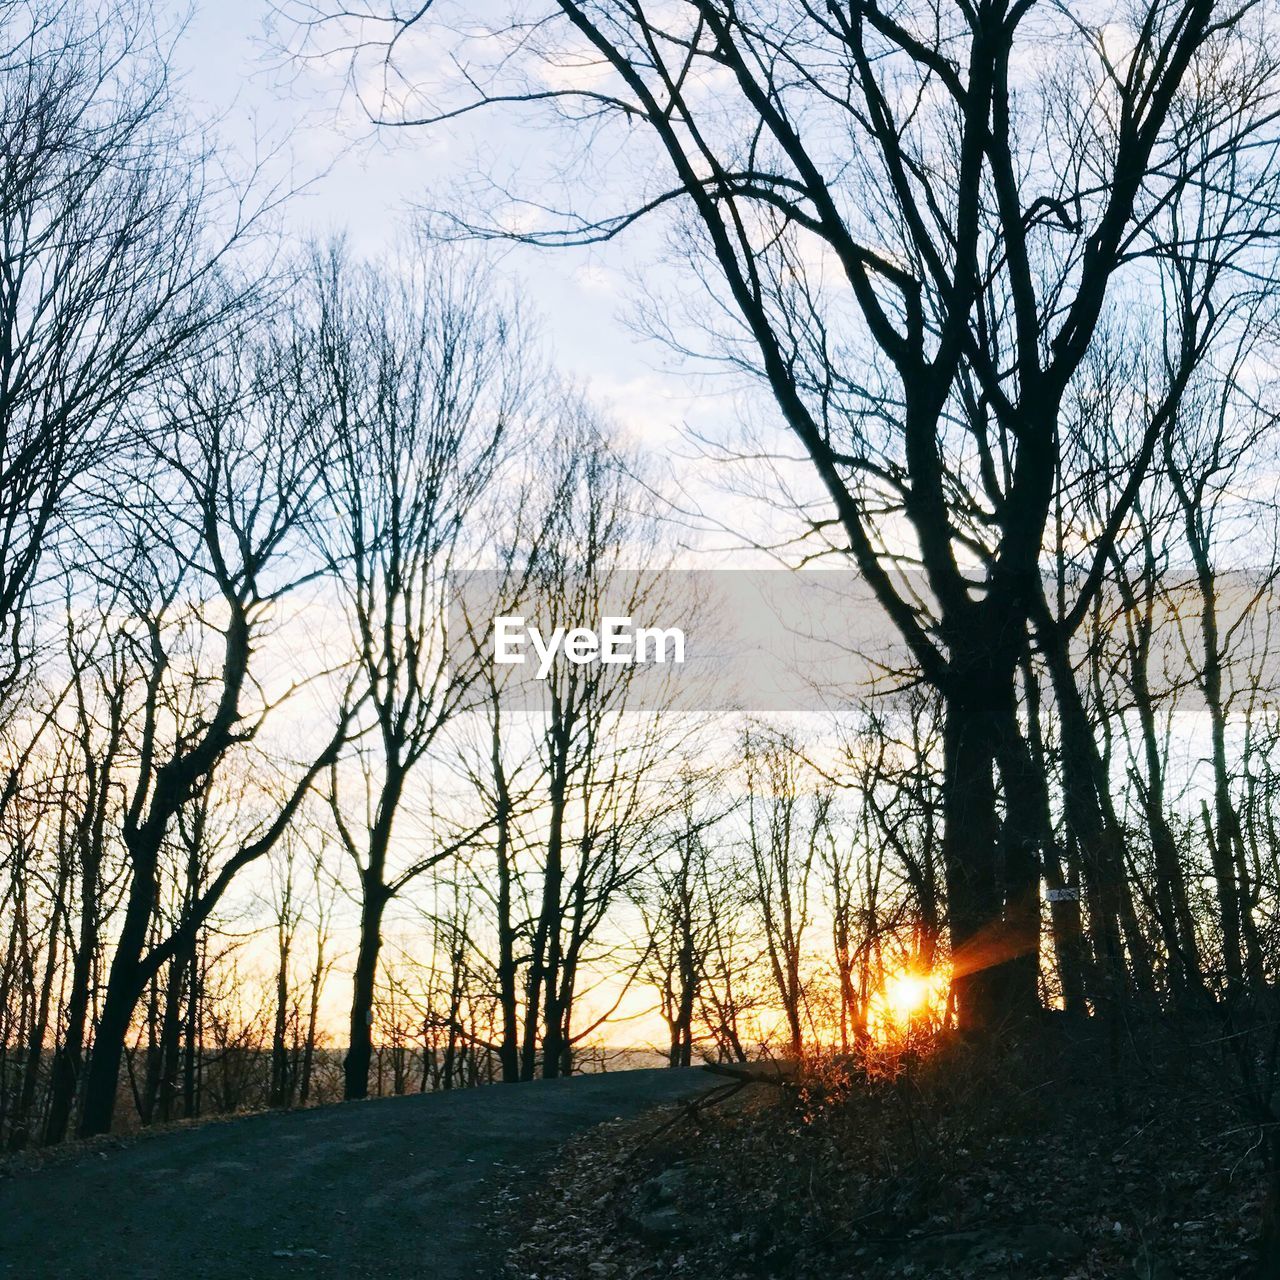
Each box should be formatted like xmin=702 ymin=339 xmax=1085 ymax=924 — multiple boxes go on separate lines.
xmin=502 ymin=1027 xmax=1265 ymax=1279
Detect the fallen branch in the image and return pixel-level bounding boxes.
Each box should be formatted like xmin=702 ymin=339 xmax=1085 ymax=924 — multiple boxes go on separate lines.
xmin=632 ymin=1061 xmax=800 ymax=1154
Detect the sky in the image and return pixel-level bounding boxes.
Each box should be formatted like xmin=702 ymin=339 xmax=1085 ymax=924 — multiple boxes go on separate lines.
xmin=105 ymin=2 xmax=1267 ymax=1053
xmin=142 ymin=1 xmax=820 ymax=1049
xmin=169 ymin=0 xmax=743 ymax=472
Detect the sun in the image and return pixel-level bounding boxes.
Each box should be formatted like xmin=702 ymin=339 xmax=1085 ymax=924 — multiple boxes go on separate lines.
xmin=883 ymin=970 xmax=930 ymax=1021
xmin=868 ymin=963 xmax=950 ymax=1041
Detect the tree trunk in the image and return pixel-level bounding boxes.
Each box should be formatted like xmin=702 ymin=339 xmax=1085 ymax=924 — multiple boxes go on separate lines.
xmin=1115 ymin=544 xmax=1206 ymax=1009
xmin=999 ymin=701 xmax=1088 ymax=1018
xmin=1039 ymin=626 xmax=1156 ymax=1008
xmin=182 ymin=940 xmax=201 ymax=1119
xmin=44 ymin=869 xmax=98 ymax=1145
xmin=148 ymin=953 xmax=188 ymax=1123
xmin=269 ymin=934 xmax=293 ymax=1108
xmin=941 ymin=689 xmax=1011 ymax=1030
xmin=672 ymin=919 xmax=697 ymax=1068
xmin=299 ymin=945 xmax=323 ymax=1106
xmin=10 ymin=866 xmax=65 ymax=1150
xmin=523 ymin=750 xmax=567 ymax=1080
xmin=1133 ymin=668 xmax=1207 ymax=1007
xmin=343 ymin=882 xmax=389 ymax=1101
xmin=1204 ymin=638 xmax=1264 ymax=990
xmin=78 ymin=854 xmax=157 ymax=1137
xmin=492 ymin=770 xmax=520 ymax=1084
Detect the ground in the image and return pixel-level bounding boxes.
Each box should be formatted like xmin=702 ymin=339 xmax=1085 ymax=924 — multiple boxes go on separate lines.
xmin=2 ymin=1038 xmax=1264 ymax=1280
xmin=503 ymin=1030 xmax=1266 ymax=1279
xmin=0 ymin=1068 xmax=715 ymax=1280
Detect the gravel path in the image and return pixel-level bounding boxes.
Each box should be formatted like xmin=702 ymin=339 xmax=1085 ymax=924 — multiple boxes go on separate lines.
xmin=0 ymin=1067 xmax=716 ymax=1279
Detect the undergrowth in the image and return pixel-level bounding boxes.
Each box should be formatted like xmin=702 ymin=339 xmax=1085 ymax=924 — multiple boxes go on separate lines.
xmin=503 ymin=1022 xmax=1263 ymax=1279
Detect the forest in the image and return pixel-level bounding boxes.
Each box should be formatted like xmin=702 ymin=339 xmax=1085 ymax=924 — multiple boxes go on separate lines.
xmin=4 ymin=0 xmax=1280 ymax=1272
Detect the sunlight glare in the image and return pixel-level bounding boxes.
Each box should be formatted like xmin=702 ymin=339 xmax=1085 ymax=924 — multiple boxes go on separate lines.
xmin=868 ymin=963 xmax=950 ymax=1042
xmin=885 ymin=971 xmax=929 ymax=1020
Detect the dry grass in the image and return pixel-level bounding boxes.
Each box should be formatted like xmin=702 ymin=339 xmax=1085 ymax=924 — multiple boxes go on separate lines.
xmin=503 ymin=1023 xmax=1263 ymax=1279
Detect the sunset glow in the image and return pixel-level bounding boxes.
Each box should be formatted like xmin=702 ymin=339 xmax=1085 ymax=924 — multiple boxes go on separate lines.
xmin=868 ymin=964 xmax=950 ymax=1041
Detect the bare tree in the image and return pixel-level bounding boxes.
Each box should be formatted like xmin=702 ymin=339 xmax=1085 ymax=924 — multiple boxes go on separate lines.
xmin=0 ymin=0 xmax=268 ymax=705
xmin=307 ymin=243 xmax=525 ymax=1101
xmin=640 ymin=777 xmax=728 ymax=1067
xmin=451 ymin=408 xmax=697 ymax=1080
xmin=743 ymin=727 xmax=823 ymax=1058
xmin=38 ymin=588 xmax=134 ymax=1143
xmin=513 ymin=421 xmax=693 ymax=1079
xmin=76 ymin=303 xmax=352 ymax=1137
xmin=295 ymin=0 xmax=1280 ymax=1028
xmin=1165 ymin=358 xmax=1280 ymax=992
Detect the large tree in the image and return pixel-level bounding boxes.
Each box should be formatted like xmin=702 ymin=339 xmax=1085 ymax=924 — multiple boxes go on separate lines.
xmin=302 ymin=0 xmax=1280 ymax=1026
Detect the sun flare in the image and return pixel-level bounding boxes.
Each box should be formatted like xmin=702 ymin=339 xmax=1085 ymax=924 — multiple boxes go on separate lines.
xmin=868 ymin=964 xmax=951 ymax=1041
xmin=884 ymin=971 xmax=929 ymax=1019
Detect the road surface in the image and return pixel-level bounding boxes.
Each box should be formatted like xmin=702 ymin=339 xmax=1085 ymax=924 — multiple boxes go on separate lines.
xmin=0 ymin=1067 xmax=716 ymax=1279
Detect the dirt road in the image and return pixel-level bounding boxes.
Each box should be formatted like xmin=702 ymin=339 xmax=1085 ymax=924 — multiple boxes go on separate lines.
xmin=0 ymin=1067 xmax=715 ymax=1279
